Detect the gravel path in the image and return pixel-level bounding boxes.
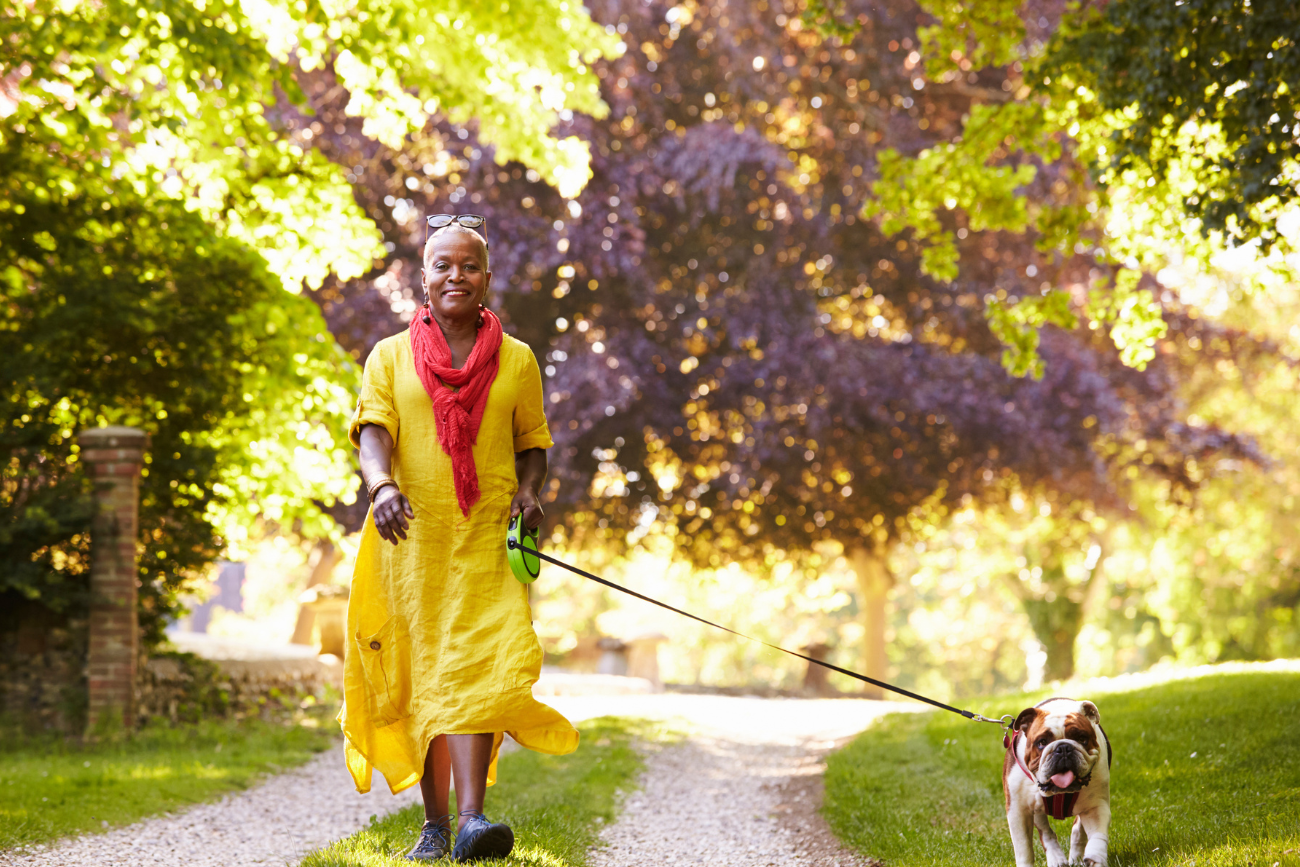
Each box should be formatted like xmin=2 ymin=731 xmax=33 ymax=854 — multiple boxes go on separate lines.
xmin=589 ymin=735 xmax=873 ymax=867
xmin=549 ymin=694 xmax=912 ymax=867
xmin=1 ymin=743 xmax=422 ymax=867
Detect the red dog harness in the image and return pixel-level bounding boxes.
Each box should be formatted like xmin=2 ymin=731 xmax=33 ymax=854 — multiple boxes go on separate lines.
xmin=1005 ymin=730 xmax=1081 ymax=820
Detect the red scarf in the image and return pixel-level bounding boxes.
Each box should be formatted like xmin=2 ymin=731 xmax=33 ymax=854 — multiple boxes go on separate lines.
xmin=409 ymin=307 xmax=503 ymax=516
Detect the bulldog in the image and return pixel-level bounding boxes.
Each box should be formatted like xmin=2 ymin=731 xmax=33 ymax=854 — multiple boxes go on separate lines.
xmin=1003 ymin=697 xmax=1112 ymax=867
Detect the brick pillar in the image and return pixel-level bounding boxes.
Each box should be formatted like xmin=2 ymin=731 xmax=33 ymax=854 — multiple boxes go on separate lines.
xmin=78 ymin=426 xmax=148 ymax=732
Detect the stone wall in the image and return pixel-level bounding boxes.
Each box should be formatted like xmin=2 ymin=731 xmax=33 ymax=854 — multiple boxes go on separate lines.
xmin=136 ymin=652 xmax=342 ymax=725
xmin=3 ymin=424 xmax=342 ymax=733
xmin=0 ymin=604 xmax=87 ymax=730
xmin=1 ymin=614 xmax=341 ymax=732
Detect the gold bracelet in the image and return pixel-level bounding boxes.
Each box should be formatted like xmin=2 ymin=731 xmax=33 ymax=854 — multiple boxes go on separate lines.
xmin=367 ymin=474 xmax=397 ymax=501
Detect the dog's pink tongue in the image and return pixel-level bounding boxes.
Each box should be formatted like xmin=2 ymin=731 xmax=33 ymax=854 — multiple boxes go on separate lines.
xmin=1050 ymin=771 xmax=1075 ymax=789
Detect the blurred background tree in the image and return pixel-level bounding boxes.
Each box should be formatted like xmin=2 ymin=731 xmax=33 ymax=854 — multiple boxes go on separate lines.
xmin=308 ymin=0 xmax=1282 ymax=693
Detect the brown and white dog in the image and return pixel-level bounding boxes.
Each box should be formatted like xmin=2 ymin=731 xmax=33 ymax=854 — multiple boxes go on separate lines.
xmin=1003 ymin=697 xmax=1112 ymax=867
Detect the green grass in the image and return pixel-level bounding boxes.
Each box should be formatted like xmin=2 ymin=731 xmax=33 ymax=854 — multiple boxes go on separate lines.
xmin=302 ymin=717 xmax=667 ymax=867
xmin=824 ymin=668 xmax=1300 ymax=867
xmin=0 ymin=715 xmax=337 ymax=851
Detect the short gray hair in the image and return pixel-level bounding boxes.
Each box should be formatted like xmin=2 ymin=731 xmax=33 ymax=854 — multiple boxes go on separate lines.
xmin=423 ymin=224 xmax=489 ymax=270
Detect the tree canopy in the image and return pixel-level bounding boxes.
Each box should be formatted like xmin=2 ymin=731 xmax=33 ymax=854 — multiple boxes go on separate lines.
xmin=314 ymin=0 xmax=1266 ymax=681
xmin=869 ymin=0 xmax=1300 ymax=373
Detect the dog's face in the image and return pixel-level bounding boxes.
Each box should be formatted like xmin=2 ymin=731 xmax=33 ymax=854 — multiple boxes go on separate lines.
xmin=1013 ymin=698 xmax=1105 ymax=794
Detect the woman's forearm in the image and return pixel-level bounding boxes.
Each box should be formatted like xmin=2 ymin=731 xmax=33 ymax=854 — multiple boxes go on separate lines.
xmin=515 ymin=447 xmax=548 ymax=496
xmin=359 ymin=423 xmax=413 ymax=544
xmin=359 ymin=424 xmax=395 ymax=487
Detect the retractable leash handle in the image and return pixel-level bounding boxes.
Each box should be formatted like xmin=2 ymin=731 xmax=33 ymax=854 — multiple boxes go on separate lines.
xmin=506 ymin=515 xmax=541 ymax=584
xmin=507 ymin=531 xmax=1009 ymax=726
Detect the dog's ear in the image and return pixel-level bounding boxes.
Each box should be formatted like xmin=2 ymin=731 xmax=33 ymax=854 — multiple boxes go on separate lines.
xmin=1079 ymin=701 xmax=1101 ymax=724
xmin=1014 ymin=707 xmax=1039 ymax=734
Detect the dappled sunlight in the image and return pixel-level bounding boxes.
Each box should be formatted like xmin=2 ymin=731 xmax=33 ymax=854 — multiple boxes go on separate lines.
xmin=0 ymin=719 xmax=337 ymax=850
xmin=1112 ymin=833 xmax=1300 ymax=867
xmin=509 ymin=843 xmax=579 ymax=867
xmin=1072 ymin=658 xmax=1300 ymax=698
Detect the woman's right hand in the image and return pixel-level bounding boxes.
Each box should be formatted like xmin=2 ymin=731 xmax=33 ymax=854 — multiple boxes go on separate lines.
xmin=372 ymin=485 xmax=415 ymax=545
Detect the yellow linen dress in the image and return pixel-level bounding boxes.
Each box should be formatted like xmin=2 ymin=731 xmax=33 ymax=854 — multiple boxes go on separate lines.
xmin=341 ymin=330 xmax=579 ymax=795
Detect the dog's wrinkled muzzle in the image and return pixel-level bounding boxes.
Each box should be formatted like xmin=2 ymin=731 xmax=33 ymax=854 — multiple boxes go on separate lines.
xmin=1040 ymin=743 xmax=1092 ymax=794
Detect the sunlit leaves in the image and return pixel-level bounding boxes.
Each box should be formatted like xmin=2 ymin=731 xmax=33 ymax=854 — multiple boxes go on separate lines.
xmin=1048 ymin=0 xmax=1300 ymax=252
xmin=1084 ymin=270 xmax=1168 ymax=370
xmin=312 ymin=0 xmax=619 ymax=193
xmin=865 ymin=103 xmax=1050 ymax=281
xmin=0 ymin=0 xmax=382 ymax=292
xmin=985 ymin=290 xmax=1078 ymax=379
xmin=1 ymin=0 xmax=619 ymax=295
xmin=0 ymin=189 xmax=358 ymax=642
xmin=915 ymin=0 xmax=1024 ymax=78
xmin=861 ymin=0 xmax=1300 ymax=376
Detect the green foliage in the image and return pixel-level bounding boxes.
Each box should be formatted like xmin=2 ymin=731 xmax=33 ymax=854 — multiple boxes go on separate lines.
xmin=1 ymin=0 xmax=619 ymax=636
xmin=917 ymin=0 xmax=1024 ymax=76
xmin=281 ymin=0 xmax=618 ymax=195
xmin=865 ymin=103 xmax=1051 ymax=282
xmin=799 ymin=0 xmax=862 ymax=41
xmin=301 ymin=717 xmax=653 ymax=867
xmin=985 ymin=290 xmax=1078 ymax=378
xmin=1083 ymin=270 xmax=1169 ymax=370
xmin=824 ymin=667 xmax=1300 ymax=867
xmin=0 ymin=183 xmax=358 ymax=641
xmin=1 ymin=0 xmax=616 ymax=289
xmin=0 ymin=713 xmax=336 ymax=850
xmin=1048 ymin=0 xmax=1300 ymax=252
xmin=864 ymin=0 xmax=1300 ymax=375
xmin=0 ymin=0 xmax=379 ymax=293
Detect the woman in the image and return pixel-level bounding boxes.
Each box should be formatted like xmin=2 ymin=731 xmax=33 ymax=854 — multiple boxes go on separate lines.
xmin=344 ymin=217 xmax=578 ymax=862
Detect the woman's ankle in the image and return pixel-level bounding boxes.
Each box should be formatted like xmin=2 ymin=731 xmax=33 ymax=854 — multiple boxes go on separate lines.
xmin=423 ymin=812 xmax=453 ymax=829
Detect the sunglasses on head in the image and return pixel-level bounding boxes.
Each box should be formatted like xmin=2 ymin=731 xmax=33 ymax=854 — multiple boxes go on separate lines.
xmin=425 ymin=213 xmax=489 ymax=247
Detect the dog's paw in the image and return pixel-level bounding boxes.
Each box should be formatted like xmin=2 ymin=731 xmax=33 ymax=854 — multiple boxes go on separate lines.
xmin=1084 ymin=858 xmax=1107 ymax=867
xmin=1045 ymin=851 xmax=1068 ymax=867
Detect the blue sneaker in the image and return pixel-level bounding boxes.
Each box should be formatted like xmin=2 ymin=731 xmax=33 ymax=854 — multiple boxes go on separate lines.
xmin=405 ymin=817 xmax=452 ymax=861
xmin=452 ymin=811 xmax=514 ymax=862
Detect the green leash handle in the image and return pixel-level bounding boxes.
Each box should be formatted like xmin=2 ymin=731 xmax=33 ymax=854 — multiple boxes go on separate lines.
xmin=506 ymin=515 xmax=541 ymax=584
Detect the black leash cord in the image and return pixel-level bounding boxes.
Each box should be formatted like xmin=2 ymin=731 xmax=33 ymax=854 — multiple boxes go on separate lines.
xmin=520 ymin=544 xmax=1009 ymax=726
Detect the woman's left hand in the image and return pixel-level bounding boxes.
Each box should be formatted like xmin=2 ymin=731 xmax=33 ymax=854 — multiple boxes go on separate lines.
xmin=509 ymin=487 xmax=545 ymax=530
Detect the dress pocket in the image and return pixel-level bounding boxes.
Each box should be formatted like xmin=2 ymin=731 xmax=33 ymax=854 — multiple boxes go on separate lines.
xmin=355 ymin=615 xmax=412 ymax=727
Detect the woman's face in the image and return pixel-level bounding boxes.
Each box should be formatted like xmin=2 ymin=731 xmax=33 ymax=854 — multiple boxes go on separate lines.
xmin=422 ymin=233 xmax=491 ymax=323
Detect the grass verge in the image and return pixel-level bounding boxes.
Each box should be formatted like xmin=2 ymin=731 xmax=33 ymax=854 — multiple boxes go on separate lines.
xmin=0 ymin=714 xmax=337 ymax=851
xmin=824 ymin=666 xmax=1300 ymax=867
xmin=302 ymin=716 xmax=664 ymax=867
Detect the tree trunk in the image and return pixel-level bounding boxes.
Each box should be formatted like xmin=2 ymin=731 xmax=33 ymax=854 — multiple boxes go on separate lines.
xmin=306 ymin=540 xmax=339 ymax=587
xmin=1004 ymin=536 xmax=1110 ymax=685
xmin=849 ymin=544 xmax=894 ymax=700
